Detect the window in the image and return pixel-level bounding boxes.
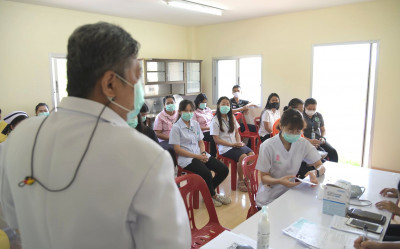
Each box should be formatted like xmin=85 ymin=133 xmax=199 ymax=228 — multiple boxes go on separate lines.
xmin=312 ymin=42 xmax=378 ymax=167
xmin=212 ymin=56 xmax=262 ymax=105
xmin=50 ymin=54 xmax=68 ymax=108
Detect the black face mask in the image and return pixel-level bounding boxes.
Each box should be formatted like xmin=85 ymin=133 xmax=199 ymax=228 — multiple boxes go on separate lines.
xmin=270 ymin=102 xmax=279 ymax=109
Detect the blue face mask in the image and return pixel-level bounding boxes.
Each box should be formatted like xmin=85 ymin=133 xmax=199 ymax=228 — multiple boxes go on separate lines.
xmin=166 ymin=104 xmax=176 ymax=112
xmin=220 ymin=106 xmax=230 ymax=114
xmin=38 ymin=112 xmax=49 ymax=117
xmin=199 ymin=103 xmax=207 ymax=109
xmin=282 ymin=132 xmax=301 ymax=143
xmin=181 ymin=112 xmax=194 ymax=121
xmin=108 ymin=73 xmax=145 ymax=123
xmin=141 ymin=116 xmax=146 ymax=122
xmin=127 ymin=116 xmax=138 ymax=128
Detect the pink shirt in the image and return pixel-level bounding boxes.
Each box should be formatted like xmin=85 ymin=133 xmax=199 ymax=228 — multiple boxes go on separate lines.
xmin=153 ymin=109 xmax=178 ymax=142
xmin=193 ymin=108 xmax=213 ymax=132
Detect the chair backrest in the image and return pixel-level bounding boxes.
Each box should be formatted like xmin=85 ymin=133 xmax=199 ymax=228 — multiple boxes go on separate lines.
xmin=271 ymin=118 xmax=280 ymax=137
xmin=242 ymin=155 xmax=259 ymax=218
xmin=175 ymin=174 xmax=221 ymax=232
xmin=254 ymin=117 xmax=260 ymax=133
xmin=234 ymin=112 xmax=249 ymax=134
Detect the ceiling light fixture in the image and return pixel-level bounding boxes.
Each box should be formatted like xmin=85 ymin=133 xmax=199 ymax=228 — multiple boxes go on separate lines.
xmin=164 ymin=0 xmax=223 ymax=16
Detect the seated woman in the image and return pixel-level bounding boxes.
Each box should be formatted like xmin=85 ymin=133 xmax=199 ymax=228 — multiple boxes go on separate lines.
xmin=1 ymin=111 xmax=29 ymax=143
xmin=35 ymin=103 xmax=50 ymax=117
xmin=354 ymin=181 xmax=400 ymax=248
xmin=210 ymin=96 xmax=255 ymax=192
xmin=271 ymin=98 xmax=304 ymax=137
xmin=139 ymin=103 xmax=150 ymax=126
xmin=255 ymin=109 xmax=326 ymax=206
xmin=170 ymin=99 xmax=231 ymax=207
xmin=126 ymin=104 xmax=159 ymax=144
xmin=154 ymin=95 xmax=178 ymax=166
xmin=192 ymin=93 xmax=217 ymax=157
xmin=259 ymin=93 xmax=280 ymax=142
xmin=303 ymin=98 xmax=338 ymax=162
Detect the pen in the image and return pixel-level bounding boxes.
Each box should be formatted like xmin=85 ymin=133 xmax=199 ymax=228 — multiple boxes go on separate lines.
xmin=363 ymin=224 xmax=367 ymax=241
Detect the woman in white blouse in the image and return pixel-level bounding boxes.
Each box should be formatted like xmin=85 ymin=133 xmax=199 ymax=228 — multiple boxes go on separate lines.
xmin=210 ymin=96 xmax=255 ymax=192
xmin=259 ymin=93 xmax=281 ymax=142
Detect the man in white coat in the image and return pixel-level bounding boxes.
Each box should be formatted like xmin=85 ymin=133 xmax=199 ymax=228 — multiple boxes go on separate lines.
xmin=0 ymin=22 xmax=190 ymax=249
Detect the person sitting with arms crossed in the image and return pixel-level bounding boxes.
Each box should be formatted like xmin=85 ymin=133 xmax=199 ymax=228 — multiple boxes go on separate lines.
xmin=211 ymin=96 xmax=255 ymax=192
xmin=170 ymin=99 xmax=231 ymax=207
xmin=256 ymin=108 xmax=326 ymax=206
xmin=230 ymin=85 xmax=258 ymax=134
xmin=153 ymin=95 xmax=178 ymax=166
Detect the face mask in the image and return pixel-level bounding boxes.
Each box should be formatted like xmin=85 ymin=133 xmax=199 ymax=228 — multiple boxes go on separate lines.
xmin=305 ymin=109 xmax=316 ymax=116
xmin=127 ymin=116 xmax=138 ymax=128
xmin=38 ymin=112 xmax=49 ymax=117
xmin=282 ymin=132 xmax=301 ymax=143
xmin=199 ymin=103 xmax=207 ymax=109
xmin=108 ymin=74 xmax=145 ymax=122
xmin=166 ymin=104 xmax=176 ymax=112
xmin=181 ymin=112 xmax=194 ymax=121
xmin=270 ymin=102 xmax=279 ymax=109
xmin=233 ymin=92 xmax=241 ymax=98
xmin=220 ymin=106 xmax=230 ymax=114
xmin=141 ymin=116 xmax=146 ymax=122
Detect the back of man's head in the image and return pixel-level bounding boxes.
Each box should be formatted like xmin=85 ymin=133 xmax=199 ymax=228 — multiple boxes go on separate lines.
xmin=67 ymin=22 xmax=140 ymax=98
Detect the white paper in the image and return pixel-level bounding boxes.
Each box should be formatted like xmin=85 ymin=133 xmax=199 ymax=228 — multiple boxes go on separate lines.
xmin=329 ymin=215 xmax=380 ymax=240
xmin=282 ymin=217 xmax=315 ymax=239
xmin=297 ymin=223 xmax=358 ymax=249
xmin=295 ymin=177 xmax=318 ymax=186
xmin=200 ymin=230 xmax=257 ymax=249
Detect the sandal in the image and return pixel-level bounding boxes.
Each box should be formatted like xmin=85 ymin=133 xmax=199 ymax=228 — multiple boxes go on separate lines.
xmin=238 ymin=180 xmax=248 ymax=192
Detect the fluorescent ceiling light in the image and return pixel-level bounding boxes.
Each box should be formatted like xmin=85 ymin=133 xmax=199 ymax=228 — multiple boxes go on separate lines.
xmin=164 ymin=0 xmax=223 ymax=16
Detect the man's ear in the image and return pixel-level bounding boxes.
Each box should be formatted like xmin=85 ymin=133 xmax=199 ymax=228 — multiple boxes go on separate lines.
xmin=100 ymin=71 xmax=118 ymax=99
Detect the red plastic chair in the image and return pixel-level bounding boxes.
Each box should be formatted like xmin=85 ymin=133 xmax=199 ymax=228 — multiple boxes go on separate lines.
xmin=242 ymin=155 xmax=259 ymax=219
xmin=203 ymin=141 xmax=210 ymax=154
xmin=175 ymin=174 xmax=229 ymax=248
xmin=216 ymin=145 xmax=238 ymax=191
xmin=177 ymin=166 xmax=200 ymax=209
xmin=234 ymin=112 xmax=261 ymax=154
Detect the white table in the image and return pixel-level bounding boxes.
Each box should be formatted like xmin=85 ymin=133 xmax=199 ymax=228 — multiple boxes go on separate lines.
xmin=226 ymin=162 xmax=399 ymax=248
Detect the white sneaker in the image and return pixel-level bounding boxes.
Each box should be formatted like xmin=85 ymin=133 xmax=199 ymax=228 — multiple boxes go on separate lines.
xmin=212 ymin=198 xmax=222 ymax=207
xmin=214 ymin=194 xmax=231 ymax=205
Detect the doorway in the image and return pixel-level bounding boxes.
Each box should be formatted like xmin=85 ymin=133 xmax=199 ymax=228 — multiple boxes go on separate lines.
xmin=311 ymin=42 xmax=378 ymax=167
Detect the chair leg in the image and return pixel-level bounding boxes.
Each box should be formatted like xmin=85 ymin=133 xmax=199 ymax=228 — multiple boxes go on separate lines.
xmin=193 ymin=190 xmax=200 ymax=209
xmin=231 ymin=161 xmax=237 ymax=191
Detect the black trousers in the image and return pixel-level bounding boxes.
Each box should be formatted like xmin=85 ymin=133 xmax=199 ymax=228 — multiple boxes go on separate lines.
xmin=383 ymin=224 xmax=400 ymax=241
xmin=185 ymin=157 xmax=229 ymax=196
xmin=320 ymin=141 xmax=338 ymax=162
xmin=159 ymin=141 xmax=178 ymax=166
xmin=260 ymin=134 xmax=271 ymax=142
xmin=203 ymin=131 xmax=217 ymax=157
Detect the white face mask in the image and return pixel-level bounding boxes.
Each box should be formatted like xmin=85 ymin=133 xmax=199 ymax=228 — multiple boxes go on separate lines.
xmin=233 ymin=92 xmax=241 ymax=99
xmin=305 ymin=109 xmax=316 ymax=116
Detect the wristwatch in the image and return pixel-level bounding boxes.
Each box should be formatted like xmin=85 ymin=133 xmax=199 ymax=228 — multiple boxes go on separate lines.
xmin=315 ymin=169 xmax=320 ymax=177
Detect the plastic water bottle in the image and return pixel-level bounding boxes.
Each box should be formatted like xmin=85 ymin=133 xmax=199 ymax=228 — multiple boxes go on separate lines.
xmin=257 ymin=206 xmax=270 ymax=249
xmin=311 ymin=126 xmax=316 ymax=140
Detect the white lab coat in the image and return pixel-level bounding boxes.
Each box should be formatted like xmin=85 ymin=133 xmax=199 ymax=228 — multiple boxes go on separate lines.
xmin=0 ymin=97 xmax=191 ymax=249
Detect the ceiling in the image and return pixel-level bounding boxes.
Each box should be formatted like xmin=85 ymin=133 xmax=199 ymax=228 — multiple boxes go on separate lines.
xmin=10 ymin=0 xmax=377 ymax=26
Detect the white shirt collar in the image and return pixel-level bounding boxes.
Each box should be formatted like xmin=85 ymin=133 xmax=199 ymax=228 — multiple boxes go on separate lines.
xmin=58 ymin=97 xmax=129 ymax=128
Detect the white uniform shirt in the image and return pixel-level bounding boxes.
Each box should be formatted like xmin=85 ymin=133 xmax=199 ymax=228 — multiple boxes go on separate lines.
xmin=210 ymin=116 xmax=240 ymax=155
xmin=0 ymin=97 xmax=191 ymax=249
xmin=258 ymin=109 xmax=281 ymax=137
xmin=169 ymin=118 xmax=210 ymax=167
xmin=255 ymin=135 xmax=320 ymax=206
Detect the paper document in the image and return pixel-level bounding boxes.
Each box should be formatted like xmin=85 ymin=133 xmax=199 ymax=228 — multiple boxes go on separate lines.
xmin=200 ymin=230 xmax=258 ymax=249
xmin=283 ymin=218 xmax=358 ymax=249
xmin=329 ymin=215 xmax=380 ymax=240
xmin=296 ymin=177 xmax=318 ymax=186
